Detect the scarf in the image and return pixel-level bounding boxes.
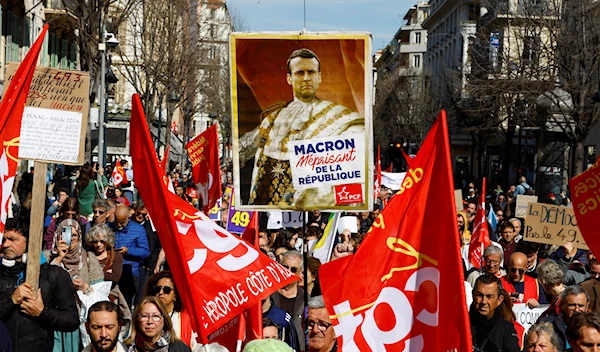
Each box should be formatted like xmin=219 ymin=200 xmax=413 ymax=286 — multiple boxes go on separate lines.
xmin=62 ymin=243 xmax=88 ymax=280
xmin=129 ymin=332 xmax=171 ymax=352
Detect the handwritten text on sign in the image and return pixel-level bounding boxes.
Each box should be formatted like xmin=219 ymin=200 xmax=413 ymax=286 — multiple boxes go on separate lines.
xmin=524 ymin=203 xmax=588 ymax=250
xmin=19 ymin=107 xmax=83 ymax=163
xmin=288 ymin=134 xmax=365 ymax=191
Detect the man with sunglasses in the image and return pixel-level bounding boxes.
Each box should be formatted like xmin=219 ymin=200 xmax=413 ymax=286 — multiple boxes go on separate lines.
xmin=500 ymin=252 xmax=548 ymax=308
xmin=271 ymin=250 xmax=306 ymax=351
xmin=307 ymin=295 xmax=336 ymax=352
xmin=85 ymin=199 xmax=112 ymax=235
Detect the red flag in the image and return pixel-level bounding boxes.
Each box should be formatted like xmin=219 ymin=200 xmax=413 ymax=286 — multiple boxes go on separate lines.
xmin=186 ymin=125 xmax=222 ymax=213
xmin=130 ymin=94 xmax=297 ymax=341
xmin=240 ymin=212 xmax=259 ymax=246
xmin=469 ymin=178 xmax=491 ymax=268
xmin=570 ymin=157 xmax=600 ymax=254
xmin=111 ymin=159 xmax=127 ymax=187
xmin=0 ymin=25 xmax=48 ymax=237
xmin=320 ymin=111 xmax=472 ymax=351
xmin=159 ymin=145 xmax=170 ymax=173
xmin=384 ymin=162 xmax=393 ymax=173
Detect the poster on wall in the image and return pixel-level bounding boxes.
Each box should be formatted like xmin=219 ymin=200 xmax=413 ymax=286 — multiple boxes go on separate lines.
xmin=230 ymin=32 xmax=374 ymax=211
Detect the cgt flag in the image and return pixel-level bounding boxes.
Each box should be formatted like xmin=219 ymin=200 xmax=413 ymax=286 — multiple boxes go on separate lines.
xmin=130 ymin=94 xmax=298 ymax=341
xmin=0 ymin=24 xmax=48 ymax=238
xmin=319 ymin=111 xmax=471 ymax=351
xmin=570 ymin=157 xmax=600 ymax=257
xmin=111 ymin=159 xmax=127 ymax=187
xmin=468 ymin=177 xmax=491 ymax=268
xmin=186 ymin=125 xmax=222 ymax=213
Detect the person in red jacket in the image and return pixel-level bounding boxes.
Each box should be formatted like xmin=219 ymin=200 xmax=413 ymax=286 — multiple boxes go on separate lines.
xmin=500 ymin=252 xmax=548 ymax=308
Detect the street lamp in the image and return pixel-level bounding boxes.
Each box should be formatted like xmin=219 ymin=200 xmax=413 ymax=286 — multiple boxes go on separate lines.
xmin=98 ymin=30 xmax=119 ymax=169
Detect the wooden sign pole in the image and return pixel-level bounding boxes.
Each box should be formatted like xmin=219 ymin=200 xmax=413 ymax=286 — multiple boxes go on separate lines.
xmin=26 ymin=161 xmax=48 ymax=294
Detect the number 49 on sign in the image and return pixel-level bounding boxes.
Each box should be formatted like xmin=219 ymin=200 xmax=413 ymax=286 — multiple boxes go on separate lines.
xmin=227 ymin=210 xmax=253 ymax=234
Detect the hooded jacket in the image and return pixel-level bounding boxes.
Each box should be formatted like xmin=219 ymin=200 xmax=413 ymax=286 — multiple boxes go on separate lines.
xmin=0 ymin=259 xmax=79 ymax=352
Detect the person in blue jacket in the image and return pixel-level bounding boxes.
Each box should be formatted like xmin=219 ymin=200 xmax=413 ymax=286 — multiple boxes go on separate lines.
xmin=112 ymin=205 xmax=149 ymax=308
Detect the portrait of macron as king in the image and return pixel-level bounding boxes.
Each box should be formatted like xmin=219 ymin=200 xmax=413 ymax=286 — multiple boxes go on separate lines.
xmin=232 ymin=34 xmax=371 ymax=210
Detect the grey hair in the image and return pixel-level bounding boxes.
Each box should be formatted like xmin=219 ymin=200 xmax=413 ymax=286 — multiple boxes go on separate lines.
xmin=281 ymin=250 xmax=303 ymax=267
xmin=484 ymin=245 xmax=503 ymax=258
xmin=308 ymin=295 xmax=326 ymax=309
xmin=85 ymin=223 xmax=115 ymax=248
xmin=525 ymin=322 xmax=560 ymax=349
xmin=559 ymin=285 xmax=590 ymax=308
xmin=537 ymin=259 xmax=564 ymax=287
xmin=509 ymin=218 xmax=521 ymax=226
xmin=91 ymin=198 xmax=109 ymax=211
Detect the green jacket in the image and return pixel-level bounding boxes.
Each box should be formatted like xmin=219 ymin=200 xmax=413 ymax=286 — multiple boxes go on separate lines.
xmin=78 ymin=176 xmax=108 ymax=216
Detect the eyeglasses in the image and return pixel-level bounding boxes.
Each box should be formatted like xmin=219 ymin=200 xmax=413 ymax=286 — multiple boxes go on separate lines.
xmin=152 ymin=285 xmax=174 ymax=295
xmin=510 ymin=267 xmax=526 ymax=274
xmin=135 ymin=212 xmax=148 ymax=217
xmin=307 ymin=320 xmax=332 ymax=331
xmin=282 ymin=265 xmax=299 ymax=274
xmin=94 ymin=210 xmax=106 ymax=215
xmin=485 ymin=260 xmax=500 ymax=265
xmin=65 ymin=211 xmax=77 ymax=218
xmin=138 ymin=314 xmax=163 ymax=322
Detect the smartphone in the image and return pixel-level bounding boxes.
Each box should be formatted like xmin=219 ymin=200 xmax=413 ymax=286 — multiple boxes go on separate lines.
xmin=62 ymin=226 xmax=72 ymax=246
xmin=510 ymin=292 xmax=520 ymax=299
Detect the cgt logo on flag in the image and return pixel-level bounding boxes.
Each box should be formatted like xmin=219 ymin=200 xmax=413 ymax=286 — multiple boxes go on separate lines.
xmin=335 ymin=184 xmax=363 ymax=205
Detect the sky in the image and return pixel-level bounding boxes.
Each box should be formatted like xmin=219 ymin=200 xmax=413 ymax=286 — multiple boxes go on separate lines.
xmin=229 ymin=0 xmax=417 ymax=54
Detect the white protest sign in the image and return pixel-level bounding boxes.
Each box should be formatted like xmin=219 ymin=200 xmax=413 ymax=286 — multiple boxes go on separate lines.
xmin=515 ymin=195 xmax=538 ymax=218
xmin=19 ymin=107 xmax=83 ymax=163
xmin=267 ymin=212 xmax=283 ymax=229
xmin=288 ymin=134 xmax=365 ymax=191
xmin=381 ymin=172 xmax=406 ymax=190
xmin=455 ymin=190 xmax=464 ymax=211
xmin=337 ymin=216 xmax=358 ymax=234
xmin=512 ymin=303 xmax=549 ymax=332
xmin=282 ymin=211 xmax=303 ymax=228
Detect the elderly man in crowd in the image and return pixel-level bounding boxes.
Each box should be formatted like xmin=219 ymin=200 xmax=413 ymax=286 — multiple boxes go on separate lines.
xmin=500 ymin=252 xmax=547 ymax=308
xmin=539 ymin=285 xmax=590 ymax=350
xmin=467 ymin=245 xmax=506 ymax=287
xmin=307 ymin=296 xmax=336 ymax=352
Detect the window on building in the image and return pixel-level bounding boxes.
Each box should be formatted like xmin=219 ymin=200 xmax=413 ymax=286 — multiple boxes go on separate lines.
xmin=414 ymin=54 xmax=421 ymax=68
xmin=210 ymin=24 xmax=216 ymax=38
xmin=522 ymin=35 xmax=540 ymax=66
xmin=415 ymin=32 xmax=422 ymax=44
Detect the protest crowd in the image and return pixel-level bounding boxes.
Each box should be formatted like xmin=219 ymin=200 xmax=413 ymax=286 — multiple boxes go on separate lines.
xmin=4 ymin=153 xmax=600 ymax=352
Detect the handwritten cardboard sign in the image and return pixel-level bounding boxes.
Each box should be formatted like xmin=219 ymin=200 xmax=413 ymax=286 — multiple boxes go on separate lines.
xmin=524 ymin=203 xmax=588 ymax=250
xmin=19 ymin=107 xmax=82 ymax=163
xmin=455 ymin=190 xmax=464 ymax=211
xmin=3 ymin=64 xmax=90 ymax=165
xmin=515 ymin=195 xmax=538 ymax=218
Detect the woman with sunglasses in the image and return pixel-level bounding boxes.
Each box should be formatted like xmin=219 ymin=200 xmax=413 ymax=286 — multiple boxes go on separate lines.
xmin=145 ymin=271 xmax=200 ymax=351
xmin=125 ymin=296 xmax=191 ymax=352
xmin=44 ymin=197 xmax=89 ymax=250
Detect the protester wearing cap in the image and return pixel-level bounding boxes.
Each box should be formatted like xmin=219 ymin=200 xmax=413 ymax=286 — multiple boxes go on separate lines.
xmin=271 ymin=250 xmax=305 ymax=351
xmin=144 ymin=271 xmax=200 ymax=352
xmin=500 ymin=252 xmax=547 ymax=308
xmin=0 ymin=218 xmax=79 ymax=351
xmin=469 ymin=274 xmax=520 ymax=352
xmin=307 ymin=295 xmax=336 ymax=352
xmin=540 ymin=285 xmax=590 ymax=351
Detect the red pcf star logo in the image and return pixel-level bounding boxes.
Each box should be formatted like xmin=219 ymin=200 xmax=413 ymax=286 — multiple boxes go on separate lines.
xmin=335 ymin=184 xmax=363 ymax=205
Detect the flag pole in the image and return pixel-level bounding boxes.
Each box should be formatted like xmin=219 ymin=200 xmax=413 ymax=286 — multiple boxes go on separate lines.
xmin=303 ymin=211 xmax=309 ymax=347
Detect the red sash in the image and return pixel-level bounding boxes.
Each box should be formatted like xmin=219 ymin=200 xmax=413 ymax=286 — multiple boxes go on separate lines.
xmin=512 ymin=321 xmax=526 ymax=349
xmin=500 ymin=275 xmax=539 ymax=302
